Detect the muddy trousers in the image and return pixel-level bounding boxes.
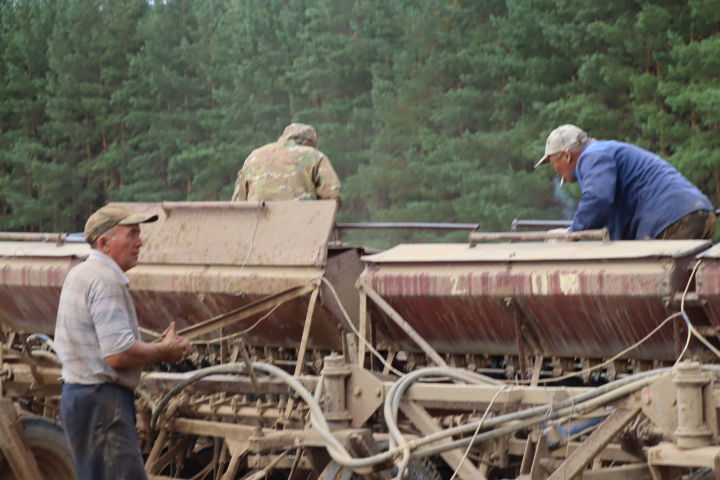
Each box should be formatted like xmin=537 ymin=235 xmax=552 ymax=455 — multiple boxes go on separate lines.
xmin=656 ymin=209 xmax=717 ymax=240
xmin=61 ymin=383 xmax=147 ymax=480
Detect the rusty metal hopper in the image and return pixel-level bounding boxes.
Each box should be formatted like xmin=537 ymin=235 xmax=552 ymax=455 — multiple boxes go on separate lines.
xmin=0 ymin=201 xmax=360 ymax=351
xmin=360 ymin=240 xmax=711 ymax=361
xmin=692 ymin=244 xmax=720 ymax=330
xmin=0 ymin=241 xmax=88 ymax=334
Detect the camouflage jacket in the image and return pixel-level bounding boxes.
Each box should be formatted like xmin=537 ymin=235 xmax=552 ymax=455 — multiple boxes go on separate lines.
xmin=231 ymin=129 xmax=342 ymax=204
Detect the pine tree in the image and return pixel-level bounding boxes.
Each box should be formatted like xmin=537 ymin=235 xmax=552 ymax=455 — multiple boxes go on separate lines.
xmin=342 ymin=0 xmax=557 ymax=246
xmin=0 ymin=0 xmax=56 ymax=230
xmin=117 ymin=0 xmax=233 ymax=201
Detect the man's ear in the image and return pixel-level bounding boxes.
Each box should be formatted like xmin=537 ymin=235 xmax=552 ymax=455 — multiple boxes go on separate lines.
xmin=96 ymin=234 xmax=109 ymax=252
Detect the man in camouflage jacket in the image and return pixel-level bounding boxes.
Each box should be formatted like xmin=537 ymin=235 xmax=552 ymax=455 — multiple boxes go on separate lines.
xmin=231 ymin=123 xmax=342 ymax=204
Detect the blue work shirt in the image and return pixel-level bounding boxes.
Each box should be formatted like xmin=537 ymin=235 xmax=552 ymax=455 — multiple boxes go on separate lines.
xmin=570 ymin=140 xmax=713 ymax=240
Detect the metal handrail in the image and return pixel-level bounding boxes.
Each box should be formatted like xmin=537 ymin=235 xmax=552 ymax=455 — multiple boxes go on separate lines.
xmin=334 ymin=222 xmax=479 ymax=231
xmin=510 ymin=219 xmax=572 ymax=231
xmin=0 ymin=232 xmax=68 ymax=245
xmin=468 ymin=228 xmax=610 ymax=247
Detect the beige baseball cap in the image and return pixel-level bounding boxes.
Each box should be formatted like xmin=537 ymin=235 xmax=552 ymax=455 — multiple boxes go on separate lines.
xmin=84 ymin=204 xmax=158 ymax=244
xmin=534 ymin=124 xmax=588 ymax=168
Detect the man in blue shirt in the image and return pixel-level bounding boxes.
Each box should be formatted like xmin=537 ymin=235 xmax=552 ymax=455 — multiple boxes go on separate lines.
xmin=535 ymin=124 xmax=716 ymax=240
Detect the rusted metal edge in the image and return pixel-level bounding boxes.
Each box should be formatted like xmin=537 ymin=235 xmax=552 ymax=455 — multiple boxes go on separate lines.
xmin=160 ymin=200 xmax=265 ymax=211
xmin=160 ymin=200 xmax=265 ymax=219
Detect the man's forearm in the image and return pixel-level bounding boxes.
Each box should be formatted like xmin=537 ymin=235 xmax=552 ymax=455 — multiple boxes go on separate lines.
xmin=105 ymin=340 xmax=173 ymax=369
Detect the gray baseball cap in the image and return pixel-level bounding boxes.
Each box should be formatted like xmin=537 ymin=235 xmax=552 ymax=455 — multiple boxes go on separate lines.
xmin=84 ymin=204 xmax=158 ymax=244
xmin=534 ymin=124 xmax=588 ymax=168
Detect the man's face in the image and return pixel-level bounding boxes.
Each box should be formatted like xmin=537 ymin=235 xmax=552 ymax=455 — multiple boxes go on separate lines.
xmin=102 ymin=224 xmax=143 ymax=272
xmin=548 ymin=151 xmax=577 ymax=183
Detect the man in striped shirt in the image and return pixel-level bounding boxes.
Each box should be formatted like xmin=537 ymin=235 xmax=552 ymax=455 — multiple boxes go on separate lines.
xmin=55 ymin=204 xmax=191 ymax=480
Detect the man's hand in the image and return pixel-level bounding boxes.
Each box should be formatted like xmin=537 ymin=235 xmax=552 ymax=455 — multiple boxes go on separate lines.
xmin=105 ymin=321 xmax=192 ymax=368
xmin=158 ymin=321 xmax=192 ymax=363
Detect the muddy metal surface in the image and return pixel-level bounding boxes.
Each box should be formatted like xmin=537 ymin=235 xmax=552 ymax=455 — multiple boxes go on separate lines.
xmin=362 ymin=240 xmax=711 ymax=360
xmin=0 ymin=201 xmax=363 ymax=350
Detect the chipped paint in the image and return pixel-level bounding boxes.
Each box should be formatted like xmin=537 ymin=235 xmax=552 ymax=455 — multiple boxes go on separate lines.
xmin=559 ymin=273 xmax=581 ymax=295
xmin=531 ymin=272 xmax=550 ymax=295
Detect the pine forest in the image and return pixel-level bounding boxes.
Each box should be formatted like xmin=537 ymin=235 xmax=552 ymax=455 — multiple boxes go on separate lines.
xmin=1 ymin=0 xmax=719 ymax=246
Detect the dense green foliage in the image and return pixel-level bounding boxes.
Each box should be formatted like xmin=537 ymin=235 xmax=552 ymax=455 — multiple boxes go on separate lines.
xmin=1 ymin=0 xmax=719 ymax=244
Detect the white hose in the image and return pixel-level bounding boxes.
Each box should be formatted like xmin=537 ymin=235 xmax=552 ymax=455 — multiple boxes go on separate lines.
xmin=150 ymin=362 xmax=669 ymax=475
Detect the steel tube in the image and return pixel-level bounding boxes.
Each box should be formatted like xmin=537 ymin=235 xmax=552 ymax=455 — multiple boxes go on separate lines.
xmin=0 ymin=232 xmax=68 ymax=244
xmin=468 ymin=228 xmax=609 ymax=246
xmin=335 ymin=222 xmax=479 ymax=231
xmin=510 ymin=219 xmax=572 ymax=231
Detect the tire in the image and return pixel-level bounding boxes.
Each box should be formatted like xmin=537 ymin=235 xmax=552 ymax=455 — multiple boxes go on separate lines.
xmin=0 ymin=416 xmax=76 ymax=480
xmin=318 ymin=458 xmax=441 ymax=480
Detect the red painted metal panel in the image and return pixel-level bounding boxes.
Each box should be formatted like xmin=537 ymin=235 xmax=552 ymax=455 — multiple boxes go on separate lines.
xmin=0 ymin=259 xmax=84 ymax=334
xmin=363 ymin=242 xmax=704 ymax=361
xmin=0 ymin=202 xmax=353 ymax=351
xmin=693 ymin=258 xmax=720 ymax=329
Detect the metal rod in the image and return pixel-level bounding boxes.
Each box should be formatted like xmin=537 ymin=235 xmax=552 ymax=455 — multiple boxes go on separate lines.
xmin=177 ymin=284 xmax=315 ymax=340
xmin=144 ymin=428 xmax=168 ymax=473
xmin=547 ymin=404 xmax=642 ymax=480
xmin=510 ymin=219 xmax=572 ymax=231
xmin=141 ymin=371 xmax=319 ymax=396
xmin=293 ymin=286 xmax=320 ymax=377
xmin=284 ymin=285 xmax=320 ymax=419
xmin=0 ymin=232 xmax=68 ymax=244
xmin=335 ymin=222 xmax=479 ymax=231
xmin=0 ymin=398 xmax=43 ymax=480
xmin=359 ymin=282 xmax=447 ymax=368
xmin=468 ymin=228 xmax=609 ymax=246
xmin=401 ymin=401 xmax=487 ymax=480
xmin=358 ymin=291 xmax=368 ymax=367
xmin=238 ymin=339 xmax=261 ymax=400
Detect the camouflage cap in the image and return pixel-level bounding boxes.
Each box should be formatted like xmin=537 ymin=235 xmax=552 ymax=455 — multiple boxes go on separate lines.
xmin=280 ymin=123 xmax=318 ymax=147
xmin=535 ymin=124 xmax=588 ymax=168
xmin=84 ymin=204 xmax=158 ymax=244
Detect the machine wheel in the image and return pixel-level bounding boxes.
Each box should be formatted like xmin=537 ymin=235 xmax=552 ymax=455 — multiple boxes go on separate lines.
xmin=318 ymin=458 xmax=441 ymax=480
xmin=0 ymin=416 xmax=75 ymax=480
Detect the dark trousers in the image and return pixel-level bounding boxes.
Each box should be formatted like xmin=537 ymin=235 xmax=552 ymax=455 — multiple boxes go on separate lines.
xmin=61 ymin=383 xmax=147 ymax=480
xmin=656 ymin=209 xmax=717 ymax=240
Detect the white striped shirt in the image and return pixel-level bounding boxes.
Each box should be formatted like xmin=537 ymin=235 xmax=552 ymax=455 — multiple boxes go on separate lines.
xmin=55 ymin=249 xmax=141 ymax=390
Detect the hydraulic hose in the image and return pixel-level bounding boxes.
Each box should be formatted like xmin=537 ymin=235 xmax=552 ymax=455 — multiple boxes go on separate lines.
xmin=385 ymin=366 xmax=669 ymax=457
xmin=149 ymin=362 xmax=670 ymax=475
